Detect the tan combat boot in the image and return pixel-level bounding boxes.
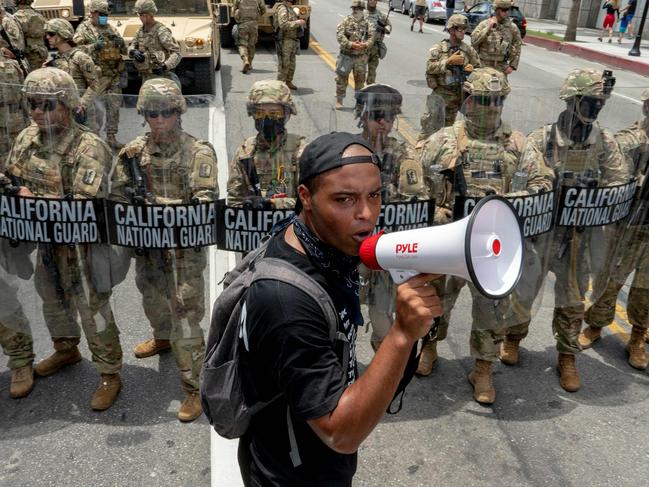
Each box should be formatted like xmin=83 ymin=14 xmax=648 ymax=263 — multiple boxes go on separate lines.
xmin=499 ymin=337 xmax=521 ymax=366
xmin=106 ymin=134 xmax=124 ymax=151
xmin=468 ymin=359 xmax=495 ymax=405
xmin=335 ymin=97 xmax=343 ymax=110
xmin=577 ymin=325 xmax=602 ymax=349
xmin=286 ymin=81 xmax=298 ymax=90
xmin=9 ymin=365 xmax=34 ymax=399
xmin=133 ymin=338 xmax=171 ymax=359
xmin=557 ymin=353 xmax=581 ymax=392
xmin=91 ymin=373 xmax=122 ymax=411
xmin=242 ymin=62 xmax=251 ymax=74
xmin=415 ymin=340 xmax=437 ymax=377
xmin=34 ymin=346 xmax=82 ymax=377
xmin=178 ymin=392 xmax=203 ymax=422
xmin=626 ymin=326 xmax=648 ymax=370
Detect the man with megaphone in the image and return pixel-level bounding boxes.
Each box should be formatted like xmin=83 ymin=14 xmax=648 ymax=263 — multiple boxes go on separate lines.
xmin=418 ymin=67 xmax=553 ymax=404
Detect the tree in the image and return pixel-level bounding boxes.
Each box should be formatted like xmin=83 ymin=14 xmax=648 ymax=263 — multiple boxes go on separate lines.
xmin=564 ymin=0 xmax=582 ymax=42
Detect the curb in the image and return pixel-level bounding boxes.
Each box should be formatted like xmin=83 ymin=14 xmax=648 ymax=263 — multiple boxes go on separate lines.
xmin=525 ymin=34 xmax=649 ymax=77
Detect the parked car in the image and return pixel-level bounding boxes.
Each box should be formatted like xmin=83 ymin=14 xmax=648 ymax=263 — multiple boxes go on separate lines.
xmin=388 ymin=0 xmax=465 ymax=23
xmin=461 ymin=2 xmax=527 ymax=38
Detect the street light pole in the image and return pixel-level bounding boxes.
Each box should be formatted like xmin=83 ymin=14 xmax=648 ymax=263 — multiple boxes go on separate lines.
xmin=629 ymin=0 xmax=649 ymax=56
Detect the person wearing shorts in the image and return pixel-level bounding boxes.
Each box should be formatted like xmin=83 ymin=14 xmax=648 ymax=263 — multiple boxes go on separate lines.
xmin=411 ymin=0 xmax=427 ymax=33
xmin=619 ymin=0 xmax=636 ymax=41
xmin=598 ymin=1 xmax=619 ymax=44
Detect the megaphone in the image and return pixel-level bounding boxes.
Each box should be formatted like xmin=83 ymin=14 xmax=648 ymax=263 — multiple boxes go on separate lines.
xmin=359 ymin=195 xmax=523 ymax=299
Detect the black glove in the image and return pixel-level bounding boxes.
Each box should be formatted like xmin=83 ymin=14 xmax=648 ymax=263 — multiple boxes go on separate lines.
xmin=95 ymin=39 xmax=105 ymax=50
xmin=242 ymin=196 xmax=271 ymax=210
xmin=129 ymin=49 xmax=145 ymax=63
xmin=151 ymin=64 xmax=167 ymax=75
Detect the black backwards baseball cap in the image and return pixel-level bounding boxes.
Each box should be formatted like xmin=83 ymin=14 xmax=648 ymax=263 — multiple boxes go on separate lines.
xmin=295 ymin=132 xmax=381 ymax=213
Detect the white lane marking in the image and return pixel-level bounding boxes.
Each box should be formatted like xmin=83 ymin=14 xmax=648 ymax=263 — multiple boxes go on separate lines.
xmin=614 ymin=92 xmax=642 ymax=105
xmin=209 ymin=68 xmax=244 ymax=487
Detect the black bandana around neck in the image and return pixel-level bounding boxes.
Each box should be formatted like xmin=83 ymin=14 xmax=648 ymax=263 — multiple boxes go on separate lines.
xmin=291 ymin=215 xmax=363 ymax=327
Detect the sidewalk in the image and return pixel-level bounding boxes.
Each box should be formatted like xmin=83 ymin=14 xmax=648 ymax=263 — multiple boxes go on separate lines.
xmin=525 ymin=18 xmax=649 ymax=77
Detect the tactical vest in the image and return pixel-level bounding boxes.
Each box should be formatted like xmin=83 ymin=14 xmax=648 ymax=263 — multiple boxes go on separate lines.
xmin=543 ymin=124 xmax=605 ymax=185
xmin=340 ymin=17 xmax=370 ymax=56
xmin=275 ymin=2 xmax=299 ymax=39
xmin=433 ymin=40 xmax=467 ymax=88
xmin=237 ymin=0 xmax=260 ymax=22
xmin=379 ymin=136 xmax=426 ymax=201
xmin=91 ymin=24 xmax=124 ymax=68
xmin=477 ymin=21 xmax=513 ymax=63
xmin=55 ymin=49 xmax=92 ymax=90
xmin=15 ymin=7 xmax=47 ymax=62
xmin=239 ymin=134 xmax=302 ymax=197
xmin=0 ymin=57 xmax=27 ymax=155
xmin=366 ymin=10 xmax=386 ymax=42
xmin=133 ymin=22 xmax=169 ymax=72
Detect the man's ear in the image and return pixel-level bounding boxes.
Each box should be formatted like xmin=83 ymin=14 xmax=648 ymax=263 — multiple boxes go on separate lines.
xmin=298 ymin=183 xmax=313 ymax=212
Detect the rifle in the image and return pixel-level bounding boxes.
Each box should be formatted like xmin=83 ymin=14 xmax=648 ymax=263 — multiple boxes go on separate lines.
xmin=240 ymin=156 xmax=271 ymax=209
xmin=381 ymin=152 xmax=395 ymax=201
xmin=448 ymin=44 xmax=468 ymax=92
xmin=0 ymin=28 xmax=29 ymax=76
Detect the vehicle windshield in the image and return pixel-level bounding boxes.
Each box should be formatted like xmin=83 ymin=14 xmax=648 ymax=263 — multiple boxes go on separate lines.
xmin=110 ymin=0 xmax=209 ymax=16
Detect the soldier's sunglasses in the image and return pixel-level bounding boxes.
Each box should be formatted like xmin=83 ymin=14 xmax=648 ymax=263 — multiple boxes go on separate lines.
xmin=27 ymin=98 xmax=58 ymax=112
xmin=143 ymin=108 xmax=177 ymax=118
xmin=368 ymin=110 xmax=396 ymax=122
xmin=253 ymin=108 xmax=285 ymax=120
xmin=471 ymin=95 xmax=506 ymax=107
xmin=45 ymin=32 xmax=58 ymax=37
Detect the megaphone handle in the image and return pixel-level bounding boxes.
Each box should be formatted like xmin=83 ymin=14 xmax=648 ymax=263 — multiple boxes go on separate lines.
xmin=389 ymin=269 xmax=420 ymax=284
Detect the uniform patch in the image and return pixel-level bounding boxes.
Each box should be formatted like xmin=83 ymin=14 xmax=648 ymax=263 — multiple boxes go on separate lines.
xmin=199 ymin=163 xmax=212 ymax=178
xmin=406 ymin=169 xmax=419 ymax=186
xmin=82 ymin=169 xmax=96 ymax=185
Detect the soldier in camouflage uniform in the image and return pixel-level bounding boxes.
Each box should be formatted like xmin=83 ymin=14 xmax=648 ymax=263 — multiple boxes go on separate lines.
xmin=233 ymin=0 xmax=266 ymax=74
xmin=419 ymin=68 xmax=551 ymax=404
xmin=419 ymin=14 xmax=479 ymax=141
xmin=470 ymin=0 xmax=521 ymax=76
xmin=0 ymin=49 xmax=28 ymax=158
xmin=275 ymin=0 xmax=305 ymax=90
xmin=44 ymin=18 xmax=98 ymax=131
xmin=335 ymin=0 xmax=375 ymax=110
xmin=228 ymin=79 xmax=305 ymax=209
xmin=0 ymin=5 xmax=25 ymax=58
xmin=13 ymin=0 xmax=46 ymax=72
xmin=4 ymin=67 xmax=123 ymax=410
xmin=365 ymin=0 xmax=391 ymax=85
xmin=354 ymin=83 xmax=430 ymax=350
xmin=73 ymin=0 xmax=127 ymax=150
xmin=129 ymin=0 xmax=181 ymax=84
xmin=110 ymin=78 xmax=219 ymax=422
xmin=579 ymin=87 xmax=649 ymax=370
xmin=500 ymin=69 xmax=628 ymax=392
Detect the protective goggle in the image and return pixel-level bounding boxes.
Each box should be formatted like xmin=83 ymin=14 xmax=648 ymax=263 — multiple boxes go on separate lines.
xmin=496 ymin=7 xmax=511 ymax=12
xmin=253 ymin=107 xmax=285 ymax=120
xmin=367 ymin=110 xmax=396 ymax=122
xmin=143 ymin=108 xmax=177 ymax=119
xmin=45 ymin=32 xmax=58 ymax=37
xmin=471 ymin=95 xmax=506 ymax=107
xmin=27 ymin=98 xmax=59 ymax=112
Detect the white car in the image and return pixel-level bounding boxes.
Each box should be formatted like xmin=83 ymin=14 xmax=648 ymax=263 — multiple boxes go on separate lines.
xmin=388 ymin=0 xmax=464 ymax=23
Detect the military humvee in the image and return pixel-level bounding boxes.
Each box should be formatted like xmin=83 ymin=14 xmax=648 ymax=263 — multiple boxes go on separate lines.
xmin=218 ymin=0 xmax=311 ymax=50
xmin=32 ymin=0 xmax=85 ymax=26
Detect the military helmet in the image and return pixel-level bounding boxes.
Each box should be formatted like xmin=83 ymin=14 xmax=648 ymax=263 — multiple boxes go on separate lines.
xmin=136 ymin=78 xmax=187 ymax=114
xmin=22 ymin=67 xmax=80 ymax=110
xmin=641 ymin=87 xmax=649 ymax=102
xmin=354 ymin=83 xmax=402 ymax=118
xmin=89 ymin=0 xmax=110 ymax=14
xmin=493 ymin=0 xmax=514 ymax=9
xmin=350 ymin=0 xmax=365 ymax=8
xmin=447 ymin=14 xmax=468 ymax=30
xmin=45 ymin=18 xmax=75 ymax=40
xmin=559 ymin=68 xmax=614 ymax=100
xmin=246 ymin=79 xmax=297 ymax=116
xmin=463 ymin=67 xmax=511 ymax=97
xmin=134 ymin=0 xmax=157 ymax=14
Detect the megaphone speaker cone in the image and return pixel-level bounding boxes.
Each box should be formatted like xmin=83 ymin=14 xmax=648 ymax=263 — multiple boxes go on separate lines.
xmin=358 ymin=231 xmax=383 ymax=270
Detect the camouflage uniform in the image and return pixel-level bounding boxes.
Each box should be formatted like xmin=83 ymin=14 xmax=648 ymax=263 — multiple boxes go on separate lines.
xmin=0 ymin=8 xmax=25 ymax=52
xmin=73 ymin=0 xmax=127 ymax=147
xmin=365 ymin=2 xmax=391 ymax=85
xmin=0 ymin=52 xmax=28 ymax=158
xmin=129 ymin=0 xmax=181 ymax=82
xmin=45 ymin=18 xmax=99 ymax=131
xmin=421 ymin=14 xmax=480 ymax=139
xmin=13 ymin=0 xmax=47 ymax=72
xmin=354 ymin=84 xmax=430 ymax=349
xmin=227 ymin=80 xmax=305 ymax=209
xmin=3 ymin=68 xmax=123 ymax=380
xmin=275 ymin=0 xmax=301 ymax=86
xmin=233 ymin=0 xmax=265 ymax=70
xmin=110 ymin=79 xmax=218 ymax=401
xmin=0 ymin=271 xmax=33 ymax=371
xmin=470 ymin=0 xmax=521 ymax=74
xmin=335 ymin=1 xmax=376 ymax=102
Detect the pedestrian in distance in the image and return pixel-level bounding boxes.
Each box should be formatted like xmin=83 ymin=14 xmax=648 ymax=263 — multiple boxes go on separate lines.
xmin=598 ymin=0 xmax=620 ymax=43
xmin=617 ymin=0 xmax=637 ymax=42
xmin=411 ymin=0 xmax=426 ymax=33
xmin=232 ymin=0 xmax=266 ymax=74
xmin=234 ymin=131 xmax=442 ymax=486
xmin=444 ymin=0 xmax=455 ymax=32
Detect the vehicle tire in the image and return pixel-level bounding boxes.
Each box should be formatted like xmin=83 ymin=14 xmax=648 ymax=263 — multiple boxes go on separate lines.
xmin=300 ymin=18 xmax=310 ymax=49
xmin=219 ymin=23 xmax=235 ymax=49
xmin=401 ymin=1 xmax=407 ymax=14
xmin=193 ymin=57 xmax=215 ymax=95
xmin=424 ymin=8 xmax=431 ymax=23
xmin=409 ymin=4 xmax=414 ymax=17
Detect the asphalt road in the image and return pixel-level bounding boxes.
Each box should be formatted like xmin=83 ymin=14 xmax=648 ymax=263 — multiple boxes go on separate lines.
xmin=4 ymin=0 xmax=649 ymax=486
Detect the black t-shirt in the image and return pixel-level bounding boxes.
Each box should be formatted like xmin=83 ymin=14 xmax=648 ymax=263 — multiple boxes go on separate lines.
xmin=239 ymin=229 xmax=359 ymax=487
xmin=447 ymin=0 xmax=455 ymax=9
xmin=627 ymin=0 xmax=637 ymax=15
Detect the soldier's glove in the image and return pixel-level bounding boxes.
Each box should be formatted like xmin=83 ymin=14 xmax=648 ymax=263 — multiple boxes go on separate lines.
xmin=129 ymin=49 xmax=146 ymax=63
xmin=152 ymin=64 xmax=167 ymax=75
xmin=95 ymin=39 xmax=105 ymax=50
xmin=464 ymin=63 xmax=474 ymax=73
xmin=446 ymin=51 xmax=465 ymax=66
xmin=74 ymin=106 xmax=87 ymax=125
xmin=243 ymin=196 xmax=271 ymax=210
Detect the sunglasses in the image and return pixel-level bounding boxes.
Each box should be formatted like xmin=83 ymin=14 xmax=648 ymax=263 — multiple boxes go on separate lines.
xmin=254 ymin=107 xmax=285 ymax=120
xmin=497 ymin=8 xmax=511 ymax=12
xmin=471 ymin=95 xmax=506 ymax=107
xmin=45 ymin=32 xmax=58 ymax=37
xmin=144 ymin=108 xmax=177 ymax=119
xmin=367 ymin=110 xmax=396 ymax=122
xmin=27 ymin=98 xmax=58 ymax=112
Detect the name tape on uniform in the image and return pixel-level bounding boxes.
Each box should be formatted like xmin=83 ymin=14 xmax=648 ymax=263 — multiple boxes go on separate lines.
xmin=557 ymin=180 xmax=637 ymax=227
xmin=374 ymin=199 xmax=435 ymax=234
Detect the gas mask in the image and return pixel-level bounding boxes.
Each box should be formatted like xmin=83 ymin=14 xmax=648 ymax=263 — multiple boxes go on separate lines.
xmin=572 ymin=96 xmax=604 ymax=124
xmin=255 ymin=117 xmax=286 ymax=142
xmin=462 ymin=95 xmax=504 ymax=137
xmin=98 ymin=15 xmax=108 ymax=25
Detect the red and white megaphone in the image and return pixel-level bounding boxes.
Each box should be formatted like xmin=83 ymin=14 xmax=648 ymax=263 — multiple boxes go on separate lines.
xmin=359 ymin=195 xmax=524 ymax=299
